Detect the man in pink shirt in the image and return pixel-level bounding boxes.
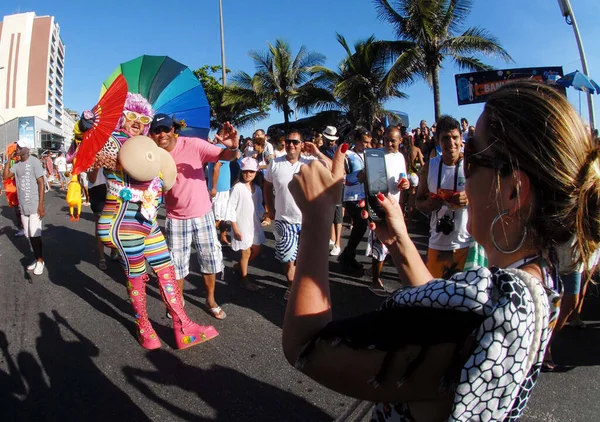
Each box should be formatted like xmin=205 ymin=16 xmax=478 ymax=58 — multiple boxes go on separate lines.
xmin=150 ymin=114 xmax=239 ymax=320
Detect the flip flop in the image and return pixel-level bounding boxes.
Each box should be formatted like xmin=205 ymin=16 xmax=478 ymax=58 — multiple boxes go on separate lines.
xmin=541 ymin=358 xmax=556 ymax=372
xmin=369 ymin=285 xmax=389 ymax=297
xmin=206 ymin=305 xmax=227 ymax=320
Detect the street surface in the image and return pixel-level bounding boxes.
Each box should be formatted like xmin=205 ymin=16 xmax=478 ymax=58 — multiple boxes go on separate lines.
xmin=1 ymin=188 xmax=599 ymax=421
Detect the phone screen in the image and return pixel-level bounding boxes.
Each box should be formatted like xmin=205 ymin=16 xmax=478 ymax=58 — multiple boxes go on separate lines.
xmin=365 ymin=154 xmax=388 ymax=194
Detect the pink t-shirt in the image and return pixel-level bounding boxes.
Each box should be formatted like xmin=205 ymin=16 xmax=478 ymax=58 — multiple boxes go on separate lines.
xmin=165 ymin=137 xmax=223 ymax=219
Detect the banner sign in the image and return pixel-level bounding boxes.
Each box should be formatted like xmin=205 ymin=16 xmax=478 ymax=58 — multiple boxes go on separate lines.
xmin=18 ymin=117 xmax=35 ymax=145
xmin=455 ymin=67 xmax=564 ymax=105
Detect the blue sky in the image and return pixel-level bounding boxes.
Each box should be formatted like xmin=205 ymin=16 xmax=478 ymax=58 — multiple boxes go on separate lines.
xmin=2 ymin=0 xmax=599 ymax=136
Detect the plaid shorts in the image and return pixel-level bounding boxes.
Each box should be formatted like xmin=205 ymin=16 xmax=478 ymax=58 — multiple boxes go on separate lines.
xmin=166 ymin=211 xmax=224 ymax=279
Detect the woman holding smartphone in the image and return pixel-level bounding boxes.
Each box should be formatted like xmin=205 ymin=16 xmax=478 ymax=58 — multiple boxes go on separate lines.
xmin=282 ymin=81 xmax=599 ymax=421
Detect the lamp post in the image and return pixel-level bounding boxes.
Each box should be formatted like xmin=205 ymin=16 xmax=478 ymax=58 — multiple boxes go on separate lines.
xmin=219 ymin=0 xmax=226 ymax=87
xmin=558 ymin=0 xmax=595 ymax=130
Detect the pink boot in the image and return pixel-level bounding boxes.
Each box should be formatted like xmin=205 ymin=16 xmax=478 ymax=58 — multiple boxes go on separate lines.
xmin=127 ymin=274 xmax=161 ymax=350
xmin=156 ymin=266 xmax=219 ymax=350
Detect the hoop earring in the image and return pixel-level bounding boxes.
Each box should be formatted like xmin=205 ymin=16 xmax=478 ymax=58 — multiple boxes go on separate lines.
xmin=490 ymin=210 xmax=527 ymax=254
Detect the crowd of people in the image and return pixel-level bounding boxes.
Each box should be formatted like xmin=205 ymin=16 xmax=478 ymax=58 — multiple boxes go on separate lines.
xmin=2 ymin=80 xmax=600 ymax=420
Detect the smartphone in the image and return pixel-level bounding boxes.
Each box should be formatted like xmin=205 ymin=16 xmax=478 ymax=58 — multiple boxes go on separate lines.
xmin=363 ymin=148 xmax=389 ymax=221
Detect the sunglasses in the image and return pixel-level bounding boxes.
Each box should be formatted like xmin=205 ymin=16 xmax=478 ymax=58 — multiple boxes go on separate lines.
xmin=464 ymin=137 xmax=510 ymax=178
xmin=151 ymin=126 xmax=172 ymax=135
xmin=285 ymin=139 xmax=301 ymax=145
xmin=123 ymin=111 xmax=152 ymax=125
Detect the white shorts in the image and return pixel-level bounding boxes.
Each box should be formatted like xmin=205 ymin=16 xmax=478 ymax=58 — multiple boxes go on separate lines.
xmin=366 ymin=229 xmax=388 ymax=262
xmin=21 ymin=213 xmax=43 ymax=238
xmin=212 ymin=191 xmax=230 ymax=221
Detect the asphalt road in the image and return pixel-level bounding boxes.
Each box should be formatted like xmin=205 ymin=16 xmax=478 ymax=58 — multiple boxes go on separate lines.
xmin=0 ymin=187 xmax=599 ymax=421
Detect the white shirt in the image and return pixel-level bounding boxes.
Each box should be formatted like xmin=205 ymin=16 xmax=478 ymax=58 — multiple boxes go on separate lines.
xmin=265 ymin=155 xmax=316 ymax=224
xmin=54 ymin=156 xmax=67 ymax=172
xmin=89 ymin=168 xmax=106 ymax=188
xmin=384 ymin=151 xmax=407 ymax=202
xmin=274 ymin=149 xmax=287 ymax=158
xmin=225 ymin=182 xmax=266 ymax=251
xmin=426 ymin=155 xmax=472 ymax=250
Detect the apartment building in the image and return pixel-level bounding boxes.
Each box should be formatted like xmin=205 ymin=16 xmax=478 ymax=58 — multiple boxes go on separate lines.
xmin=0 ymin=12 xmax=66 ymax=152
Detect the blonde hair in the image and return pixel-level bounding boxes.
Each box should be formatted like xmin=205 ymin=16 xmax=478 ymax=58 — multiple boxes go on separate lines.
xmin=484 ymin=81 xmax=600 ymax=270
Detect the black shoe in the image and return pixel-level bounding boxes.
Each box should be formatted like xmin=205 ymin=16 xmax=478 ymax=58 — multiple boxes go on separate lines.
xmin=338 ymin=253 xmax=364 ymax=271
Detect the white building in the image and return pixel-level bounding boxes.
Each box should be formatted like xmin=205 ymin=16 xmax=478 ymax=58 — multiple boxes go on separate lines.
xmin=0 ymin=12 xmax=66 ymax=152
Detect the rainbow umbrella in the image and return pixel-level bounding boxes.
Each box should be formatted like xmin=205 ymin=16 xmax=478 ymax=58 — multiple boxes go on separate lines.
xmin=101 ymin=55 xmax=210 ymax=139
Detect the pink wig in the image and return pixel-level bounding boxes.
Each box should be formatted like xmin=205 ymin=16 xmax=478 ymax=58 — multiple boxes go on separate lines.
xmin=117 ymin=92 xmax=154 ymax=135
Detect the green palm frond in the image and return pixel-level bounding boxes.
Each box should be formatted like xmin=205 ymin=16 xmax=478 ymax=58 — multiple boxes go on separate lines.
xmin=451 ymin=55 xmax=493 ymax=72
xmin=373 ymin=0 xmax=512 ymax=119
xmin=442 ymin=27 xmax=513 ymax=62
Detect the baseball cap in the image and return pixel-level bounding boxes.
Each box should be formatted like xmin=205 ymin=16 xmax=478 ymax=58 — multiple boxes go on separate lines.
xmin=241 ymin=157 xmax=259 ymax=172
xmin=16 ymin=139 xmax=32 ymax=149
xmin=150 ymin=114 xmax=174 ymax=131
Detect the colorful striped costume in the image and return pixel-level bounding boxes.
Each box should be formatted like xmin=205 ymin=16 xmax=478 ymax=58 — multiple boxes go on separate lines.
xmin=97 ymin=132 xmax=170 ymax=277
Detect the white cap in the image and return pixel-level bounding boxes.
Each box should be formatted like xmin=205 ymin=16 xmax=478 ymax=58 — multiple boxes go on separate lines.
xmin=16 ymin=139 xmax=32 ymax=149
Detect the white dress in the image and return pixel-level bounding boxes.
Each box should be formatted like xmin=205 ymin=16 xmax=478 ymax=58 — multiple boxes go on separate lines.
xmin=225 ymin=183 xmax=266 ymax=251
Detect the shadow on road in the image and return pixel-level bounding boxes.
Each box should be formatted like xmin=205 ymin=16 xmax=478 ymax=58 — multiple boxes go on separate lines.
xmin=123 ymin=348 xmax=332 ymax=421
xmin=42 ymin=223 xmax=141 ymax=342
xmin=0 ymin=311 xmax=149 ymax=421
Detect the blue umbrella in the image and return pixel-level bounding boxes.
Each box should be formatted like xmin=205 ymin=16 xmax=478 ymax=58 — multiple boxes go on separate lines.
xmin=557 ymin=70 xmax=600 ymax=94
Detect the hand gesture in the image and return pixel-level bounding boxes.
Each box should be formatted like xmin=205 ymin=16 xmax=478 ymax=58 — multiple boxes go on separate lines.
xmin=359 ymin=193 xmax=408 ymax=246
xmin=214 ymin=122 xmax=239 ymax=149
xmin=302 ymin=142 xmax=320 ymax=157
xmin=289 ymin=144 xmax=347 ymax=220
xmin=397 ymin=177 xmax=410 ymax=190
xmin=449 ymin=191 xmax=468 ymax=209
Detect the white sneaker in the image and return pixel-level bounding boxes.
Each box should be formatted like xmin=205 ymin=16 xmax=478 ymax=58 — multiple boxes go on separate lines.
xmin=33 ymin=261 xmax=45 ymax=276
xmin=26 ymin=262 xmax=37 ymax=271
xmin=329 ymin=239 xmax=335 ymax=248
xmin=330 ymin=245 xmax=341 ymax=256
xmin=15 ymin=229 xmax=25 ymax=237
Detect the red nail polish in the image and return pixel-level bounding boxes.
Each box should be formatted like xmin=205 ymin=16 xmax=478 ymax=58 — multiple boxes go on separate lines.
xmin=369 ymin=223 xmax=376 ymax=230
xmin=377 ymin=192 xmax=385 ymax=201
xmin=340 ymin=143 xmax=349 ymax=153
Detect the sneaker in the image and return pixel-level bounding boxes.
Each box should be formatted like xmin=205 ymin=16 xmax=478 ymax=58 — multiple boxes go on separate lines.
xmin=26 ymin=262 xmax=37 ymax=271
xmin=33 ymin=261 xmax=45 ymax=276
xmin=15 ymin=229 xmax=25 ymax=237
xmin=330 ymin=245 xmax=341 ymax=256
xmin=329 ymin=239 xmax=335 ymax=248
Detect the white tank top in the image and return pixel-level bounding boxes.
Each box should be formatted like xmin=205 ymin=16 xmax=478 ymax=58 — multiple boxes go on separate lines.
xmin=427 ymin=155 xmax=472 ymax=250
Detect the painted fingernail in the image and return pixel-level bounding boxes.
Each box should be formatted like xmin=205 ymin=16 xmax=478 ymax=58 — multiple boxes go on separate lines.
xmin=377 ymin=192 xmax=385 ymax=201
xmin=369 ymin=223 xmax=376 ymax=230
xmin=340 ymin=143 xmax=349 ymax=153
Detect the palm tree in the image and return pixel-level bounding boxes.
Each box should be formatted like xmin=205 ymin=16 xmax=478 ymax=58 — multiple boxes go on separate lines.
xmin=302 ymin=33 xmax=410 ymax=128
xmin=194 ymin=65 xmax=269 ymax=129
xmin=223 ymin=39 xmax=326 ymax=130
xmin=374 ymin=0 xmax=513 ymax=120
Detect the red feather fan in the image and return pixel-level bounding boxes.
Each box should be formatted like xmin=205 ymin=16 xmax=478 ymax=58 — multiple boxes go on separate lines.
xmin=72 ymin=75 xmax=128 ymax=175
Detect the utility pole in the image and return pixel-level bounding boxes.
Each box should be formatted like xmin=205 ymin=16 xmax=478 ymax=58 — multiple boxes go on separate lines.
xmin=558 ymin=0 xmax=595 ymax=130
xmin=219 ymin=0 xmax=226 ymax=87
